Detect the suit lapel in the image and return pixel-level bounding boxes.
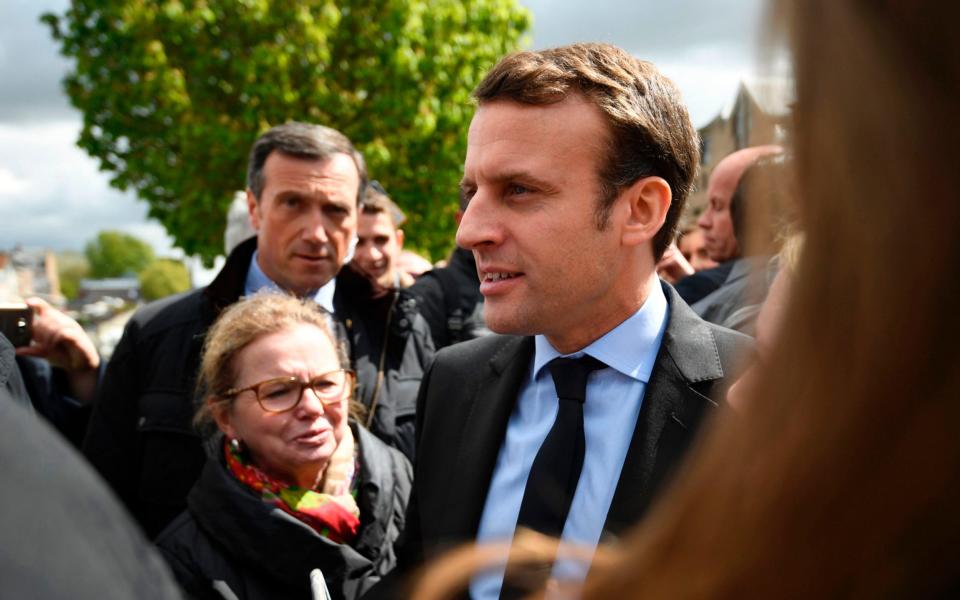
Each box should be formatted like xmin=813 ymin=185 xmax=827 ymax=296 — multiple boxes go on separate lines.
xmin=602 ymin=282 xmax=724 ymax=540
xmin=440 ymin=336 xmax=534 ymax=540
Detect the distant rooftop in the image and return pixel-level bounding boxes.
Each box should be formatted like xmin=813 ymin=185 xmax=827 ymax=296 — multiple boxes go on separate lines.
xmin=80 ymin=278 xmax=140 ymax=291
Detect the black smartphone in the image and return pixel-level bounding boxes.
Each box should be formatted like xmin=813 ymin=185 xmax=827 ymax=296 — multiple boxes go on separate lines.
xmin=0 ymin=304 xmax=32 ymax=348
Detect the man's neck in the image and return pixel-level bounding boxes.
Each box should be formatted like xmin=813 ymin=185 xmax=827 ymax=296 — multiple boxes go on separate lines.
xmin=545 ymin=272 xmax=660 ymax=354
xmin=244 ymin=251 xmax=337 ymax=313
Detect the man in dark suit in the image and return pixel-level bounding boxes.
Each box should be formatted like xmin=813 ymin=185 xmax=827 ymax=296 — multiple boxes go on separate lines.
xmin=388 ymin=43 xmax=751 ymax=598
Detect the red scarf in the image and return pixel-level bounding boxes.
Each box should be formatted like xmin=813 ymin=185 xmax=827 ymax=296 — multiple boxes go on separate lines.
xmin=224 ymin=439 xmax=361 ymax=544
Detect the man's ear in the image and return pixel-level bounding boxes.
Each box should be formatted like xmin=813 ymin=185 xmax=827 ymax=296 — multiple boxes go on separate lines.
xmin=246 ymin=189 xmax=261 ymax=231
xmin=620 ymin=176 xmax=672 ymax=247
xmin=395 ymin=229 xmax=405 ymax=249
xmin=211 ymin=398 xmax=237 ymax=441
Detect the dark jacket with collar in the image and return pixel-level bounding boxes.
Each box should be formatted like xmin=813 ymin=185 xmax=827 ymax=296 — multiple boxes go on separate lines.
xmin=334 ymin=262 xmax=435 ymax=461
xmin=376 ymin=282 xmax=751 ymax=595
xmin=156 ymin=424 xmax=411 ymax=600
xmin=83 ymin=237 xmax=432 ymax=538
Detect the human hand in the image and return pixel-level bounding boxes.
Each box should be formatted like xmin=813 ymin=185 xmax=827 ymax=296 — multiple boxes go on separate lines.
xmin=656 ymin=242 xmax=695 ymax=284
xmin=16 ymin=297 xmax=100 ymax=373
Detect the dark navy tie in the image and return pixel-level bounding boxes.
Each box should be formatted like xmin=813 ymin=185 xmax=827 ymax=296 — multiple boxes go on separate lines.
xmin=501 ymin=355 xmax=606 ymax=598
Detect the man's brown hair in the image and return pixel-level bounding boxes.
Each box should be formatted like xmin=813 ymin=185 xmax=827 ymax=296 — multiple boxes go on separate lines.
xmin=473 ymin=43 xmax=700 ymax=259
xmin=360 ymin=181 xmax=406 ymax=228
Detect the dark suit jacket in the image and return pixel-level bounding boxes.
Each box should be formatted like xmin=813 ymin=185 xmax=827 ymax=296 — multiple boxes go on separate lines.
xmin=370 ymin=282 xmax=751 ymax=597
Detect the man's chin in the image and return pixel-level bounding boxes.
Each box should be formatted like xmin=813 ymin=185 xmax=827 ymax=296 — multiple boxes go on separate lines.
xmin=287 ymin=271 xmax=337 ymax=296
xmin=483 ymin=305 xmax=536 ymax=336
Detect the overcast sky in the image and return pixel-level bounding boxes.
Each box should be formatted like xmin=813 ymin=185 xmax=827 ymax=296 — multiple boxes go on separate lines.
xmin=0 ymin=0 xmax=768 ymax=272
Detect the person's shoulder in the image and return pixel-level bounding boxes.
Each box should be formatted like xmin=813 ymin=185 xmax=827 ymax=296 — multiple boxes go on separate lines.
xmin=0 ymin=399 xmax=183 ymax=599
xmin=355 ymin=424 xmax=412 ymax=481
xmin=433 ymin=333 xmax=524 ymax=371
xmin=663 ymin=281 xmax=753 ymax=375
xmin=155 ymin=508 xmax=202 ymax=550
xmin=703 ymin=319 xmax=754 ymax=360
xmin=408 ymin=268 xmax=444 ymax=296
xmin=127 ymin=287 xmax=208 ymax=339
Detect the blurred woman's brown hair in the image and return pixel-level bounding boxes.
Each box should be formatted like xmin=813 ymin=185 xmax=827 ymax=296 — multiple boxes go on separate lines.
xmin=416 ymin=0 xmax=960 ymax=597
xmin=578 ymin=0 xmax=960 ymax=596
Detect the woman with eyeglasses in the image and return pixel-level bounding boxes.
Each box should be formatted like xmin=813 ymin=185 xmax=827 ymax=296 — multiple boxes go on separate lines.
xmin=155 ymin=292 xmax=412 ymax=600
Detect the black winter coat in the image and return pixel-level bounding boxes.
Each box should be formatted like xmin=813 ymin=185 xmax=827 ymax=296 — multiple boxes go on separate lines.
xmin=156 ymin=424 xmax=411 ymax=600
xmin=83 ymin=237 xmax=433 ymax=538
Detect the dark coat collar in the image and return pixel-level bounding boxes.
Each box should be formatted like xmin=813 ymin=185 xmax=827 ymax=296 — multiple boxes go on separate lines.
xmin=186 ymin=424 xmax=402 ymax=592
xmin=203 ymin=236 xmax=257 ymax=316
xmin=186 ymin=445 xmax=373 ymax=590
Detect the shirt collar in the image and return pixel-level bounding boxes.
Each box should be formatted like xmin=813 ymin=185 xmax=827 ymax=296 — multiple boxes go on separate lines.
xmin=243 ymin=250 xmax=337 ymax=313
xmin=532 ymin=282 xmax=668 ymax=384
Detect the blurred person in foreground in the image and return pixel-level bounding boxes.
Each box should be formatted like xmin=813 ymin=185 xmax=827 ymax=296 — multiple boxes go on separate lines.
xmin=381 ymin=43 xmax=751 ymax=599
xmin=0 ymin=333 xmax=182 ymax=600
xmin=352 ymin=182 xmax=415 ymax=289
xmin=156 ymin=293 xmax=410 ymax=599
xmin=725 ymin=234 xmax=802 ymax=412
xmin=84 ymin=122 xmax=432 ymax=538
xmin=409 ymin=193 xmax=489 ymax=349
xmin=415 ymin=0 xmax=960 ymax=597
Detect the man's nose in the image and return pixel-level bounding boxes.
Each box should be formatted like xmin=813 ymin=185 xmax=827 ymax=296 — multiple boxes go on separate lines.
xmin=456 ymin=190 xmax=501 ymax=249
xmin=697 ymin=210 xmax=711 ymax=230
xmin=302 ymin=210 xmax=330 ymax=243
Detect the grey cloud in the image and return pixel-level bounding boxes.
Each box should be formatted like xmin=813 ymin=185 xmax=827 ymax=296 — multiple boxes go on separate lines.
xmin=519 ymin=0 xmax=766 ymax=63
xmin=0 ymin=0 xmax=75 ymax=123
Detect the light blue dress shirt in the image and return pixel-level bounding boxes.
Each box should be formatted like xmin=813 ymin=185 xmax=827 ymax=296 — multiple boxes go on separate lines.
xmin=470 ymin=283 xmax=669 ymax=598
xmin=243 ymin=250 xmax=336 ymax=313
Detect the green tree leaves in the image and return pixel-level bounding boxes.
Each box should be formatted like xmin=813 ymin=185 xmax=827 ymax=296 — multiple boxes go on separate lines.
xmin=84 ymin=231 xmax=155 ymax=278
xmin=45 ymin=0 xmax=531 ymax=265
xmin=139 ymin=258 xmax=191 ymax=300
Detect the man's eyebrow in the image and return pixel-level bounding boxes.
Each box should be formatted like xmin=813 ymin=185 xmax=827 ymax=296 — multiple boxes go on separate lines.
xmin=460 ymin=171 xmax=556 ymax=190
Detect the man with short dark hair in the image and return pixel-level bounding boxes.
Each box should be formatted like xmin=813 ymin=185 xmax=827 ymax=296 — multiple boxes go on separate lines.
xmin=353 ymin=183 xmax=414 ymax=289
xmin=392 ymin=44 xmax=751 ymax=597
xmin=83 ymin=122 xmax=432 ymax=537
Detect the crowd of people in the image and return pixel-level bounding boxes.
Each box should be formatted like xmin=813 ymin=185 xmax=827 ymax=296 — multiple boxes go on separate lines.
xmin=3 ymin=0 xmax=958 ymax=597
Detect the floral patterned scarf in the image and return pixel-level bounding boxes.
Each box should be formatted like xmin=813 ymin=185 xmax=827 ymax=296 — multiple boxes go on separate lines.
xmin=224 ymin=431 xmax=361 ymax=544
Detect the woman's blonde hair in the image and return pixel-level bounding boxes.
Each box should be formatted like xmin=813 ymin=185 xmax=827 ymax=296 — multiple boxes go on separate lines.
xmin=194 ymin=291 xmax=358 ymax=429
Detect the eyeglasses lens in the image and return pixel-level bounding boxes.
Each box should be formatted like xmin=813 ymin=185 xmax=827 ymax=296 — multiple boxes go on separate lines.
xmin=255 ymin=372 xmax=348 ymax=412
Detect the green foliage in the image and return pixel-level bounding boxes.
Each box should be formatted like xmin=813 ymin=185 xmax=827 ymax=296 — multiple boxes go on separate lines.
xmin=85 ymin=231 xmax=156 ymax=278
xmin=56 ymin=251 xmax=90 ymax=300
xmin=44 ymin=0 xmax=531 ymax=265
xmin=139 ymin=258 xmax=192 ymax=301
